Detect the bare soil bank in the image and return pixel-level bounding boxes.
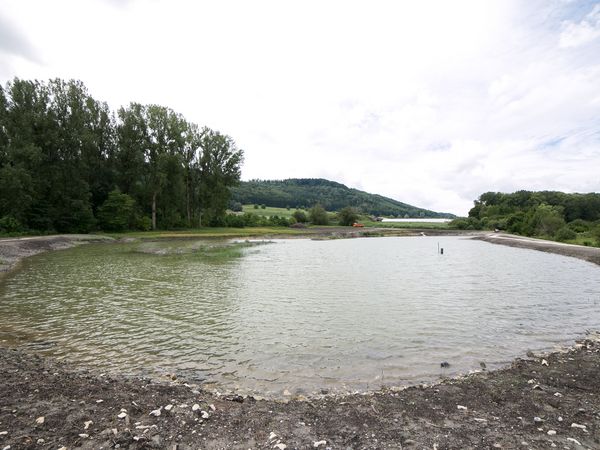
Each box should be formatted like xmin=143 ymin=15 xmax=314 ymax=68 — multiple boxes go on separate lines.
xmin=0 ymin=337 xmax=598 ymax=450
xmin=475 ymin=233 xmax=600 ymax=267
xmin=0 ymin=235 xmax=113 ymax=274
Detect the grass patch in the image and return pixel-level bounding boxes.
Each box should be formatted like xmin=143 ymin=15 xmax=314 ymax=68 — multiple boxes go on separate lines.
xmin=106 ymin=226 xmax=307 ymax=240
xmin=241 ymin=205 xmax=308 ymax=218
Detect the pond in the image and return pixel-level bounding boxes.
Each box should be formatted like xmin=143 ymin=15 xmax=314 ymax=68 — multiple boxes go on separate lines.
xmin=1 ymin=236 xmax=599 ymax=397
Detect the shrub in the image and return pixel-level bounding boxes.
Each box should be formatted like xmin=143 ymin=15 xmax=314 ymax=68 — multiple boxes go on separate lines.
xmin=309 ymin=204 xmax=329 ymax=225
xmin=292 ymin=210 xmax=307 ymax=223
xmin=97 ymin=189 xmax=136 ymax=231
xmin=0 ymin=215 xmax=23 ymax=233
xmin=253 ymin=204 xmax=259 ymax=209
xmin=338 ymin=206 xmax=359 ymax=226
xmin=555 ymin=226 xmax=576 ymax=242
xmin=136 ymin=216 xmax=153 ymax=231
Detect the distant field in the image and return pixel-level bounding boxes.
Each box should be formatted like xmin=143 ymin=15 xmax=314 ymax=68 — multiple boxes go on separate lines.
xmin=362 ymin=220 xmax=450 ymax=229
xmin=241 ymin=205 xmax=308 ymax=218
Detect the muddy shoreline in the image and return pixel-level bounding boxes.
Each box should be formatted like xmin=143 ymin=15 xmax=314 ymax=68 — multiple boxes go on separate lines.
xmin=1 ymin=337 xmax=598 ymax=449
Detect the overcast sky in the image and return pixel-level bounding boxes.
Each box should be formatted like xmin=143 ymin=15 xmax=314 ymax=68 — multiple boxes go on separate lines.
xmin=1 ymin=0 xmax=599 ymax=215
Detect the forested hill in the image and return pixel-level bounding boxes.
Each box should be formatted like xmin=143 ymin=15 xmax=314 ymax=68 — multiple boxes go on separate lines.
xmin=231 ymin=179 xmax=455 ymax=218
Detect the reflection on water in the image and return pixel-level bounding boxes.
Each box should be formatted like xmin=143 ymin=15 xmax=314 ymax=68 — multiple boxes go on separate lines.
xmin=1 ymin=236 xmax=599 ymax=397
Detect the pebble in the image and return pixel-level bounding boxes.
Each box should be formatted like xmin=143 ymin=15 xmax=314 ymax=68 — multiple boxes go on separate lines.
xmin=558 ymin=416 xmax=563 ymax=422
xmin=209 ymin=404 xmax=216 ymax=411
xmin=283 ymin=390 xmax=292 ymax=396
xmin=274 ymin=445 xmax=287 ymax=450
xmin=567 ymin=438 xmax=582 ymax=445
xmin=553 ymin=392 xmax=562 ymax=397
xmin=0 ymin=432 xmax=6 ymax=436
xmin=269 ymin=432 xmax=278 ymax=441
xmin=58 ymin=447 xmax=67 ymax=450
xmin=149 ymin=407 xmax=162 ymax=417
xmin=201 ymin=411 xmax=210 ymax=419
xmin=84 ymin=420 xmax=93 ymax=430
xmin=313 ymin=440 xmax=326 ymax=448
xmin=541 ymin=359 xmax=549 ymax=366
xmin=473 ymin=418 xmax=487 ymax=423
xmin=96 ymin=399 xmax=103 ymax=403
xmin=36 ymin=439 xmax=44 ymax=444
xmin=79 ymin=433 xmax=89 ymax=438
xmin=457 ymin=405 xmax=467 ymax=411
xmin=533 ymin=416 xmax=544 ymax=423
xmin=35 ymin=416 xmax=44 ymax=424
xmin=547 ymin=430 xmax=557 ymax=435
xmin=117 ymin=412 xmax=127 ymax=419
xmin=164 ymin=404 xmax=174 ymax=412
xmin=571 ymin=423 xmax=587 ymax=431
xmin=192 ymin=404 xmax=200 ymax=412
xmin=2 ymin=446 xmax=9 ymax=450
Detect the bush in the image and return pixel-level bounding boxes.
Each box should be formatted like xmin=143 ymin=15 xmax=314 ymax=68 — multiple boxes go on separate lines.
xmin=292 ymin=210 xmax=307 ymax=223
xmin=261 ymin=204 xmax=266 ymax=209
xmin=568 ymin=219 xmax=591 ymax=233
xmin=309 ymin=204 xmax=329 ymax=225
xmin=338 ymin=206 xmax=359 ymax=226
xmin=0 ymin=215 xmax=24 ymax=233
xmin=592 ymin=225 xmax=600 ymax=245
xmin=229 ymin=201 xmax=243 ymax=212
xmin=136 ymin=216 xmax=152 ymax=231
xmin=98 ymin=189 xmax=136 ymax=231
xmin=253 ymin=204 xmax=259 ymax=209
xmin=555 ymin=226 xmax=577 ymax=242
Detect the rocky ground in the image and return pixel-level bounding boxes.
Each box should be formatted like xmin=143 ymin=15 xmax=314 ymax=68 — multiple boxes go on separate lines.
xmin=0 ymin=336 xmax=599 ymax=450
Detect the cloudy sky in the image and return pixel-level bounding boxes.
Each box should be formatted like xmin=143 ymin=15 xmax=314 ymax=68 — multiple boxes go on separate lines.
xmin=1 ymin=0 xmax=599 ymax=215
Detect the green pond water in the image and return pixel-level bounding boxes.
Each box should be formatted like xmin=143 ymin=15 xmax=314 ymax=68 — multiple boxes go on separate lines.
xmin=1 ymin=236 xmax=599 ymax=397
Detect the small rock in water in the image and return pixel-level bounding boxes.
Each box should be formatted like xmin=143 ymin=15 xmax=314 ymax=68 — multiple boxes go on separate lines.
xmin=547 ymin=430 xmax=557 ymax=436
xmin=274 ymin=445 xmax=287 ymax=450
xmin=209 ymin=404 xmax=216 ymax=411
xmin=541 ymin=359 xmax=549 ymax=366
xmin=313 ymin=440 xmax=326 ymax=448
xmin=457 ymin=405 xmax=467 ymax=411
xmin=79 ymin=433 xmax=89 ymax=438
xmin=0 ymin=432 xmax=7 ymax=436
xmin=533 ymin=417 xmax=544 ymax=423
xmin=567 ymin=438 xmax=582 ymax=445
xmin=571 ymin=423 xmax=587 ymax=431
xmin=201 ymin=410 xmax=209 ymax=419
xmin=164 ymin=404 xmax=174 ymax=412
xmin=84 ymin=420 xmax=93 ymax=430
xmin=269 ymin=432 xmax=278 ymax=441
xmin=479 ymin=361 xmax=487 ymax=370
xmin=35 ymin=416 xmax=45 ymax=425
xmin=440 ymin=362 xmax=450 ymax=368
xmin=192 ymin=404 xmax=200 ymax=412
xmin=117 ymin=412 xmax=127 ymax=419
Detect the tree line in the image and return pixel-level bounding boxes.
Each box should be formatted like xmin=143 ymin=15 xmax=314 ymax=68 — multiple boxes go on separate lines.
xmin=0 ymin=78 xmax=243 ymax=233
xmin=451 ymin=190 xmax=600 ymax=245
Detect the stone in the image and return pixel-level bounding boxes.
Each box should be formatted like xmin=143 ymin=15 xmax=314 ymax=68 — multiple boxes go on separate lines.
xmin=165 ymin=404 xmax=174 ymax=412
xmin=541 ymin=359 xmax=549 ymax=366
xmin=149 ymin=407 xmax=162 ymax=417
xmin=35 ymin=416 xmax=44 ymax=425
xmin=0 ymin=432 xmax=7 ymax=436
xmin=566 ymin=438 xmax=582 ymax=445
xmin=313 ymin=440 xmax=326 ymax=447
xmin=457 ymin=405 xmax=467 ymax=410
xmin=274 ymin=444 xmax=287 ymax=450
xmin=84 ymin=420 xmax=93 ymax=430
xmin=201 ymin=411 xmax=209 ymax=419
xmin=79 ymin=433 xmax=89 ymax=438
xmin=269 ymin=432 xmax=278 ymax=441
xmin=118 ymin=412 xmax=127 ymax=419
xmin=533 ymin=417 xmax=544 ymax=423
xmin=209 ymin=404 xmax=216 ymax=411
xmin=192 ymin=404 xmax=200 ymax=412
xmin=547 ymin=430 xmax=556 ymax=436
xmin=571 ymin=423 xmax=587 ymax=431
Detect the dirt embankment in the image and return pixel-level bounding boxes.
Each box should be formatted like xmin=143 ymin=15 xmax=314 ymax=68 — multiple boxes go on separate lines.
xmin=474 ymin=233 xmax=600 ymax=267
xmin=0 ymin=235 xmax=113 ymax=274
xmin=0 ymin=337 xmax=598 ymax=450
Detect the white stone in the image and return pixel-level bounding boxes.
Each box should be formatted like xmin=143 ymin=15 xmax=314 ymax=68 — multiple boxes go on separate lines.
xmin=84 ymin=420 xmax=93 ymax=430
xmin=533 ymin=416 xmax=544 ymax=423
xmin=457 ymin=405 xmax=467 ymax=410
xmin=274 ymin=445 xmax=287 ymax=450
xmin=567 ymin=438 xmax=582 ymax=445
xmin=0 ymin=432 xmax=7 ymax=436
xmin=96 ymin=399 xmax=103 ymax=403
xmin=35 ymin=416 xmax=44 ymax=424
xmin=541 ymin=359 xmax=549 ymax=366
xmin=36 ymin=439 xmax=44 ymax=444
xmin=553 ymin=392 xmax=562 ymax=397
xmin=78 ymin=433 xmax=89 ymax=438
xmin=149 ymin=407 xmax=162 ymax=417
xmin=192 ymin=404 xmax=200 ymax=412
xmin=571 ymin=423 xmax=587 ymax=431
xmin=209 ymin=404 xmax=216 ymax=411
xmin=558 ymin=416 xmax=563 ymax=422
xmin=201 ymin=411 xmax=209 ymax=419
xmin=164 ymin=404 xmax=173 ymax=412
xmin=313 ymin=440 xmax=327 ymax=447
xmin=547 ymin=430 xmax=556 ymax=436
xmin=118 ymin=412 xmax=127 ymax=419
xmin=269 ymin=432 xmax=278 ymax=441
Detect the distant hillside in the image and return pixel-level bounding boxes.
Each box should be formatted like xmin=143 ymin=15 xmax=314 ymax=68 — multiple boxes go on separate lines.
xmin=231 ymin=179 xmax=455 ymax=218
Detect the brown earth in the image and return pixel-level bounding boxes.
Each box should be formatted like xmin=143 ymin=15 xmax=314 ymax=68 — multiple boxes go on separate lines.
xmin=1 ymin=231 xmax=599 ymax=449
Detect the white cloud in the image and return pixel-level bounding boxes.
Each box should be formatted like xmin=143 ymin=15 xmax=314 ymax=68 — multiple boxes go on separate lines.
xmin=1 ymin=0 xmax=599 ymax=215
xmin=560 ymin=4 xmax=600 ymax=48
